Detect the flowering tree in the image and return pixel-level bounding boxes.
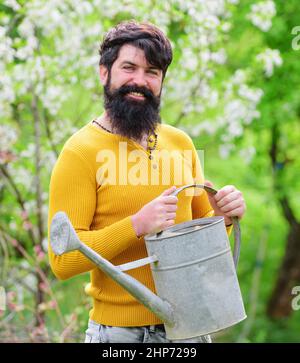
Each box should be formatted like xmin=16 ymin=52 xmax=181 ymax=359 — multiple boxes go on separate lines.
xmin=214 ymin=0 xmax=300 ymax=320
xmin=0 ymin=0 xmax=282 ymax=341
xmin=254 ymin=0 xmax=300 ymax=318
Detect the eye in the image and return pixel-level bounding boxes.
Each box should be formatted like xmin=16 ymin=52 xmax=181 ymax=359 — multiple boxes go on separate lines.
xmin=147 ymin=69 xmax=159 ymax=75
xmin=123 ymin=65 xmax=134 ymax=71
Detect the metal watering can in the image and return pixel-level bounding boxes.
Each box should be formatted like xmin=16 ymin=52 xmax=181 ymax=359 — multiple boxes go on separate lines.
xmin=50 ymin=184 xmax=246 ymax=340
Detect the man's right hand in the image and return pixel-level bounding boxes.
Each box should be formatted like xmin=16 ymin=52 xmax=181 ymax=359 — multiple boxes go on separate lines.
xmin=131 ymin=186 xmax=178 ymax=237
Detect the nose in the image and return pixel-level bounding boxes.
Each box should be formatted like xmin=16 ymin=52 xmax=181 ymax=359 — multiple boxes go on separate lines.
xmin=131 ymin=69 xmax=148 ymax=88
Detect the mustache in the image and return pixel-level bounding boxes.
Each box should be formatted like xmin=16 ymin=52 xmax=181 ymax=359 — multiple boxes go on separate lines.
xmin=108 ymin=84 xmax=157 ymax=101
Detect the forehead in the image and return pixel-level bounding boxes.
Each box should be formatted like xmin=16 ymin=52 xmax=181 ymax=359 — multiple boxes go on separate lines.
xmin=115 ymin=44 xmax=154 ymax=67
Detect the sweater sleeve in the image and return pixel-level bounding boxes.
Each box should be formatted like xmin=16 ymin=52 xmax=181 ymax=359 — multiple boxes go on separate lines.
xmin=47 ymin=147 xmax=140 ymax=281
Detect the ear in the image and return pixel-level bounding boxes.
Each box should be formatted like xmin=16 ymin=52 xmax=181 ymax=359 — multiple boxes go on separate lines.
xmin=99 ymin=64 xmax=108 ymax=86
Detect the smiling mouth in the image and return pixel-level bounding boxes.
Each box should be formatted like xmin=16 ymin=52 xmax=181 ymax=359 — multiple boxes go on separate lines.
xmin=126 ymin=92 xmax=146 ymax=100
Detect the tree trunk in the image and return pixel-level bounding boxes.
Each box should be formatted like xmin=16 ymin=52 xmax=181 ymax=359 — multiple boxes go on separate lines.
xmin=267 ymin=123 xmax=300 ymax=317
xmin=267 ymin=219 xmax=300 ymax=317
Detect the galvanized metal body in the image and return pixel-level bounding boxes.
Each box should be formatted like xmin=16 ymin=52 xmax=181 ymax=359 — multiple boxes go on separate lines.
xmin=145 ymin=216 xmax=246 ymax=339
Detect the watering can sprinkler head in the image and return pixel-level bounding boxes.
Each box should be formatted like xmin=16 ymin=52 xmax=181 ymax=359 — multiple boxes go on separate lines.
xmin=50 ymin=211 xmax=81 ymax=255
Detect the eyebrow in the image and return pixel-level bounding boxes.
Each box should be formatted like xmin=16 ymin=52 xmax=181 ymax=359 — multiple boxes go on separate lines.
xmin=120 ymin=61 xmax=160 ymax=70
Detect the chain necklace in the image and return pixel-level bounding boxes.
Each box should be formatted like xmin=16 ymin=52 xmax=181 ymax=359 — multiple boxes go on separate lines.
xmin=147 ymin=133 xmax=158 ymax=160
xmin=92 ymin=119 xmax=112 ymax=134
xmin=92 ymin=119 xmax=158 ymax=161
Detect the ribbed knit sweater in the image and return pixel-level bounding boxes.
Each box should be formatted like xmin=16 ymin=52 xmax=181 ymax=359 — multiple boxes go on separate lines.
xmin=48 ymin=120 xmax=222 ymax=326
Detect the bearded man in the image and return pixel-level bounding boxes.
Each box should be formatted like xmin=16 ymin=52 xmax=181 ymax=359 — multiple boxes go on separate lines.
xmin=48 ymin=20 xmax=246 ymax=343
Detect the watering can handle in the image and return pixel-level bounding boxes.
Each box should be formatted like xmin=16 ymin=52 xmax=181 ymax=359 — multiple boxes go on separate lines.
xmin=160 ymin=184 xmax=241 ymax=269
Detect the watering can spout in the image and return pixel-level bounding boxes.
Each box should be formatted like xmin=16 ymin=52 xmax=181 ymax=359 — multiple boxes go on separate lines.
xmin=50 ymin=212 xmax=175 ymax=327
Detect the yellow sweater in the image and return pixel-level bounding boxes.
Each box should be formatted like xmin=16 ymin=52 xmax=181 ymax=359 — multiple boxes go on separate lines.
xmin=48 ymin=121 xmax=219 ymax=326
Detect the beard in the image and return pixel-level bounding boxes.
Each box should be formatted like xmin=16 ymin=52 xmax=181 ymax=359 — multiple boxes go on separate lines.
xmin=103 ymin=80 xmax=161 ymax=140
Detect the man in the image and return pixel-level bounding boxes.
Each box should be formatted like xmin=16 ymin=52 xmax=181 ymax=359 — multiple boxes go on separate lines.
xmin=48 ymin=20 xmax=246 ymax=343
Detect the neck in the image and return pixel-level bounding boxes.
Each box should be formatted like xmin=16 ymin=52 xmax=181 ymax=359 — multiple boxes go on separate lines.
xmin=97 ymin=112 xmax=150 ymax=144
xmin=98 ymin=112 xmax=113 ymax=132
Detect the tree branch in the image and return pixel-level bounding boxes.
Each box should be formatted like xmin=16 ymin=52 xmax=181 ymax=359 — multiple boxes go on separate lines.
xmin=0 ymin=165 xmax=37 ymax=245
xmin=269 ymin=123 xmax=298 ymax=226
xmin=31 ymin=91 xmax=44 ymax=245
xmin=43 ymin=112 xmax=59 ymax=158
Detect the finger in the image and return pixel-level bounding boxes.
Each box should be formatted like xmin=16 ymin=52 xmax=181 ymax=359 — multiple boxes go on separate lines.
xmin=161 ymin=186 xmax=177 ymax=196
xmin=218 ymin=198 xmax=243 ymax=213
xmin=204 ymin=180 xmax=216 ymax=196
xmin=161 ymin=219 xmax=175 ymax=230
xmin=165 ymin=204 xmax=178 ymax=212
xmin=223 ymin=206 xmax=245 ymax=218
xmin=204 ymin=180 xmax=214 ymax=188
xmin=162 ymin=195 xmax=178 ymax=204
xmin=216 ymin=190 xmax=242 ymax=208
xmin=165 ymin=212 xmax=176 ymax=220
xmin=214 ymin=185 xmax=236 ymax=203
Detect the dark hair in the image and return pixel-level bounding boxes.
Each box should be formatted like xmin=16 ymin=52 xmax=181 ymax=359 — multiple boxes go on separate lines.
xmin=99 ymin=20 xmax=173 ymax=78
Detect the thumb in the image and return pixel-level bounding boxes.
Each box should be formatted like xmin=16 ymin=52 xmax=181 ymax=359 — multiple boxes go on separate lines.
xmin=204 ymin=180 xmax=214 ymax=188
xmin=204 ymin=180 xmax=217 ymax=202
xmin=161 ymin=186 xmax=177 ymax=196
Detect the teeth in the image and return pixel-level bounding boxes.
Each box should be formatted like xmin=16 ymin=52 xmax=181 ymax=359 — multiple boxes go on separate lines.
xmin=129 ymin=92 xmax=144 ymax=97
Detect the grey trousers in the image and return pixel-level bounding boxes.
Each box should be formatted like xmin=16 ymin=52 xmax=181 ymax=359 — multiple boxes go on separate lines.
xmin=84 ymin=319 xmax=212 ymax=343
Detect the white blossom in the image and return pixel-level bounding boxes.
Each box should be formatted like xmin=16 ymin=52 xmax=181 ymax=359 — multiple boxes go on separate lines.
xmin=42 ymin=237 xmax=48 ymax=252
xmin=9 ymin=220 xmax=17 ymax=231
xmin=239 ymin=146 xmax=256 ymax=164
xmin=0 ymin=124 xmax=18 ymax=151
xmin=39 ymin=85 xmax=69 ymax=116
xmin=19 ymin=260 xmax=30 ymax=270
xmin=200 ymin=50 xmax=211 ymax=64
xmin=219 ymin=144 xmax=234 ymax=159
xmin=24 ymin=200 xmax=37 ymax=215
xmin=223 ymin=99 xmax=255 ymax=130
xmin=4 ymin=0 xmax=21 ymax=11
xmin=256 ymin=48 xmax=283 ymax=77
xmin=0 ymin=26 xmax=15 ymax=63
xmin=208 ymin=90 xmax=219 ymax=107
xmin=248 ymin=0 xmax=276 ymax=32
xmin=227 ymin=121 xmax=244 ymax=137
xmin=73 ymin=1 xmax=94 ymax=15
xmin=20 ymin=143 xmax=36 ymax=158
xmin=238 ymin=84 xmax=264 ymax=103
xmin=13 ymin=167 xmax=35 ymax=192
xmin=221 ymin=22 xmax=232 ymax=32
xmin=211 ymin=48 xmax=227 ymax=65
xmin=0 ymin=74 xmax=15 ymax=104
xmin=18 ymin=18 xmax=35 ymax=38
xmin=203 ymin=15 xmax=221 ymax=29
xmin=188 ymin=120 xmax=217 ymax=137
xmin=23 ymin=274 xmax=37 ymax=289
xmin=181 ymin=49 xmax=198 ymax=71
xmin=231 ymin=69 xmax=248 ymax=85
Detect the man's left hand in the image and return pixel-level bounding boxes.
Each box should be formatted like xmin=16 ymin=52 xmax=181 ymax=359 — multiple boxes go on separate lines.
xmin=205 ymin=181 xmax=246 ymax=226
